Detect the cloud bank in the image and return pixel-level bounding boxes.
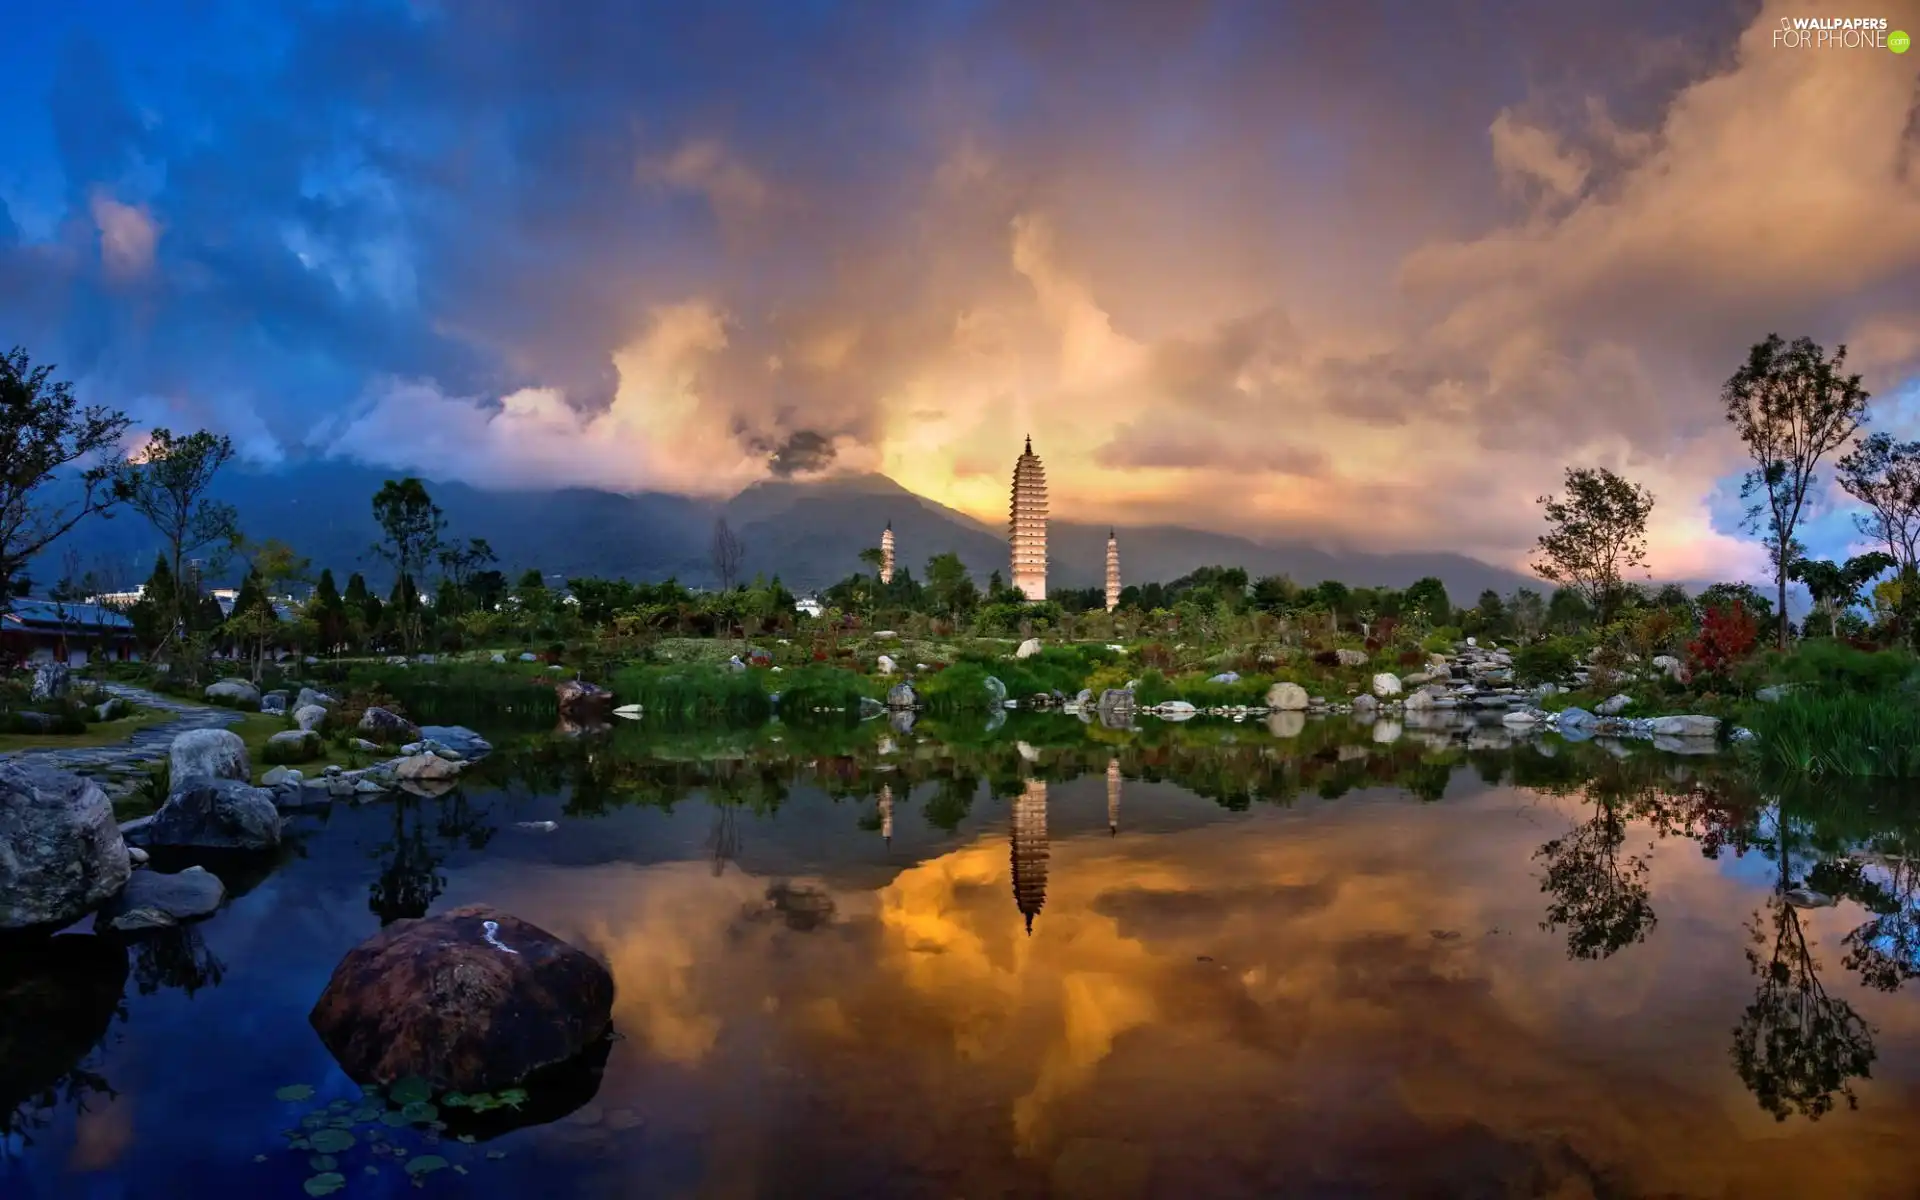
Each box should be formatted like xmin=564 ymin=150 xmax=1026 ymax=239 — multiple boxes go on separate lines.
xmin=3 ymin=0 xmax=1918 ymax=578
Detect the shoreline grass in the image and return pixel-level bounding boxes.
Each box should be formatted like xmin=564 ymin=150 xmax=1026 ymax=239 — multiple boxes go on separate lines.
xmin=1745 ymin=690 xmax=1920 ymax=779
xmin=0 ymin=705 xmax=175 ymax=756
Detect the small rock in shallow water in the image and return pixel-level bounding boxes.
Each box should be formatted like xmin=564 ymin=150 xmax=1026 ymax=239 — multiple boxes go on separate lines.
xmin=103 ymin=864 xmax=225 ymax=931
xmin=514 ymin=821 xmax=559 ymax=833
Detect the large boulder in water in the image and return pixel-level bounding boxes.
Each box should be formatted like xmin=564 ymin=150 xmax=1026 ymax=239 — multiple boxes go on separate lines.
xmin=101 ymin=865 xmax=226 ymax=932
xmin=146 ymin=777 xmax=282 ymax=851
xmin=169 ymin=728 xmax=250 ymax=784
xmin=0 ymin=763 xmax=131 ymax=933
xmin=1265 ymin=682 xmax=1309 ymax=711
xmin=885 ymin=681 xmax=917 ymax=710
xmin=419 ymin=725 xmax=493 ymax=760
xmin=309 ymin=904 xmax=615 ymax=1091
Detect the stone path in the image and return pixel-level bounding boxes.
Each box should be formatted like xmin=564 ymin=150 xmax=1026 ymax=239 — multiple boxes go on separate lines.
xmin=0 ymin=682 xmax=243 ymax=793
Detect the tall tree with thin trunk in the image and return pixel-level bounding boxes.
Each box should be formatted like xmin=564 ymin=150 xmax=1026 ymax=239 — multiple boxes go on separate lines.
xmin=1530 ymin=466 xmax=1655 ymax=629
xmin=371 ymin=478 xmax=445 ymax=653
xmin=1837 ymin=432 xmax=1920 ymax=640
xmin=111 ymin=428 xmax=238 ymax=657
xmin=710 ymin=517 xmax=743 ymax=592
xmin=1722 ymin=334 xmax=1870 ymax=650
xmin=0 ymin=347 xmax=131 ymax=619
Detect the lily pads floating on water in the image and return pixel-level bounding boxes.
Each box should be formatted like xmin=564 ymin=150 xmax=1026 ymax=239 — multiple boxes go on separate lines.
xmin=303 ymin=1173 xmax=346 ymax=1197
xmin=308 ymin=1128 xmax=356 ymax=1155
xmin=309 ymin=1155 xmax=338 ymax=1172
xmin=401 ymin=1100 xmax=439 ymax=1124
xmin=404 ymin=1154 xmax=449 ymax=1176
xmin=276 ymin=1084 xmax=316 ymax=1103
xmin=388 ymin=1076 xmax=433 ymax=1106
xmin=350 ymin=1105 xmax=382 ymax=1123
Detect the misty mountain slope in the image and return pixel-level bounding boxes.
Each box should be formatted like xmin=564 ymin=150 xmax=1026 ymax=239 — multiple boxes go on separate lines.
xmin=38 ymin=462 xmax=1545 ymax=601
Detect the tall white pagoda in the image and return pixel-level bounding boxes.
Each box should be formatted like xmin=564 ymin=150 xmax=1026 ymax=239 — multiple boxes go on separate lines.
xmin=879 ymin=521 xmax=895 ymax=585
xmin=1009 ymin=436 xmax=1049 ymax=602
xmin=1105 ymin=529 xmax=1121 ymax=612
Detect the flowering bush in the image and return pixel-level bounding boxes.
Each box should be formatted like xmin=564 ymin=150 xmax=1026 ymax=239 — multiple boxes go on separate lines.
xmin=1686 ymin=602 xmax=1759 ymax=680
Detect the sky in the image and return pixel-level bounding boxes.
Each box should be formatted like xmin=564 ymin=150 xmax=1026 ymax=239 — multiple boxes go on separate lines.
xmin=3 ymin=0 xmax=1918 ymax=582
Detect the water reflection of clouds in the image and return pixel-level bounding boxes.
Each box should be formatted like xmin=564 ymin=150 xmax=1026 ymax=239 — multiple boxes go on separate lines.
xmin=470 ymin=786 xmax=1920 ymax=1195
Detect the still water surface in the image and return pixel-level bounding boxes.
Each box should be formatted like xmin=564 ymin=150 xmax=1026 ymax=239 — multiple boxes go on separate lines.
xmin=7 ymin=714 xmax=1920 ymax=1198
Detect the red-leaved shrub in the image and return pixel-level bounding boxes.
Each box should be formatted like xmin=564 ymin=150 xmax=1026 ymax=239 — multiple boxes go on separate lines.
xmin=1686 ymin=602 xmax=1758 ymax=679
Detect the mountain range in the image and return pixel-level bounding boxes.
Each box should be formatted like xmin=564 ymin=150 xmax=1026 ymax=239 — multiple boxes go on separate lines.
xmin=40 ymin=459 xmax=1547 ymax=601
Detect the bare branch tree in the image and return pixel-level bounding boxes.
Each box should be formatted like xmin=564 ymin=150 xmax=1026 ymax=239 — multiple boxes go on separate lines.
xmin=710 ymin=517 xmax=743 ymax=592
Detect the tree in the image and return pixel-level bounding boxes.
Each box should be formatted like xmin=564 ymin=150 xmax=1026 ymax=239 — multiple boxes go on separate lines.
xmin=1789 ymin=553 xmax=1896 ymax=637
xmin=1837 ymin=432 xmax=1920 ymax=642
xmin=925 ymin=552 xmax=978 ymax=618
xmin=437 ymin=537 xmax=498 ymax=596
xmin=1506 ymin=587 xmax=1546 ymax=641
xmin=0 ymin=347 xmax=132 ymax=618
xmin=113 ymin=428 xmax=239 ymax=659
xmin=310 ymin=567 xmax=347 ymax=655
xmin=370 ymin=478 xmax=445 ymax=651
xmin=1722 ymin=334 xmax=1871 ymax=649
xmin=710 ymin=517 xmax=744 ymax=591
xmin=1400 ymin=576 xmax=1451 ymax=628
xmin=129 ymin=554 xmax=177 ymax=651
xmin=1531 ymin=466 xmax=1654 ymax=629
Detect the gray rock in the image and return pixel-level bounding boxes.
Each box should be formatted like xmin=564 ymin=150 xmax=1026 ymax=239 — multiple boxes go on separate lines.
xmin=127 ymin=846 xmax=149 ymax=866
xmin=1371 ymin=672 xmax=1403 ymax=697
xmin=1207 ymin=671 xmax=1241 ymax=684
xmin=1649 ymin=714 xmax=1720 ymax=738
xmin=492 ymin=653 xmax=507 ymax=664
xmin=293 ymin=704 xmax=329 ymax=732
xmin=1596 ymin=694 xmax=1633 ymax=717
xmin=103 ymin=865 xmax=226 ymax=931
xmin=29 ymin=661 xmax=72 ymax=702
xmin=1755 ymin=684 xmax=1799 ymax=703
xmin=294 ymin=687 xmax=334 ymax=711
xmin=146 ymin=777 xmax=282 ymax=851
xmin=885 ymin=681 xmax=917 ymax=710
xmin=260 ymin=691 xmax=289 ymax=714
xmin=267 ymin=729 xmax=319 ymax=756
xmin=419 ymin=726 xmax=492 ymax=759
xmin=1014 ymin=638 xmax=1043 ymax=659
xmin=1334 ymin=648 xmax=1369 ymax=667
xmin=519 ymin=652 xmax=539 ymax=662
xmin=358 ymin=706 xmax=420 ymax=744
xmin=0 ymin=762 xmax=131 ymax=932
xmin=394 ymin=753 xmax=461 ymax=782
xmin=204 ymin=678 xmax=261 ymax=707
xmin=983 ymin=675 xmax=1009 ymax=707
xmin=169 ymin=728 xmax=250 ymax=784
xmin=1351 ymin=693 xmax=1379 ymax=715
xmin=1556 ymin=706 xmax=1596 ymax=729
xmin=1265 ymin=682 xmax=1310 ymax=711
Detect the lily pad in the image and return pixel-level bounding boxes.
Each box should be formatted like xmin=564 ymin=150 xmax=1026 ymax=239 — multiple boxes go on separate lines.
xmin=485 ymin=1150 xmax=507 ymax=1160
xmin=388 ymin=1076 xmax=432 ymax=1106
xmin=456 ymin=1134 xmax=477 ymax=1145
xmin=289 ymin=1137 xmax=312 ymax=1151
xmin=328 ymin=1099 xmax=354 ymax=1113
xmin=300 ymin=1113 xmax=329 ymax=1130
xmin=401 ymin=1100 xmax=439 ymax=1124
xmin=276 ymin=1084 xmax=316 ymax=1102
xmin=441 ymin=1092 xmax=469 ymax=1108
xmin=303 ymin=1173 xmax=346 ymax=1197
xmin=454 ymin=1164 xmax=469 ymax=1175
xmin=309 ymin=1155 xmax=338 ymax=1172
xmin=404 ymin=1155 xmax=449 ymax=1176
xmin=498 ymin=1088 xmax=528 ymax=1108
xmin=365 ymin=1165 xmax=380 ymax=1176
xmin=380 ymin=1110 xmax=413 ymax=1128
xmin=328 ymin=1115 xmax=356 ymax=1129
xmin=350 ymin=1105 xmax=383 ymax=1123
xmin=361 ymin=1083 xmax=384 ymax=1098
xmin=308 ymin=1129 xmax=356 ymax=1155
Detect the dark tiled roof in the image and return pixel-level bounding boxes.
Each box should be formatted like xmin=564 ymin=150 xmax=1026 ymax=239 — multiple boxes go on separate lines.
xmin=3 ymin=599 xmax=136 ymax=632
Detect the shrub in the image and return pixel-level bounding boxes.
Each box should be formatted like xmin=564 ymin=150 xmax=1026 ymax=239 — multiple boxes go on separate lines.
xmin=1767 ymin=639 xmax=1918 ymax=696
xmin=1423 ymin=627 xmax=1463 ymax=652
xmin=331 ymin=686 xmax=407 ymax=736
xmin=1687 ymin=602 xmax=1759 ymax=682
xmin=1396 ymin=650 xmax=1424 ymax=667
xmin=1512 ymin=638 xmax=1580 ymax=685
xmin=605 ymin=665 xmax=771 ymax=723
xmin=1311 ymin=650 xmax=1340 ymax=667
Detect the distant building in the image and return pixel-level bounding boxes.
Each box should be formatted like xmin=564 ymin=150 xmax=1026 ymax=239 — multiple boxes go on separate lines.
xmin=1009 ymin=436 xmax=1049 ymax=602
xmin=1 ymin=599 xmax=139 ymax=666
xmin=794 ymin=595 xmax=824 ymax=619
xmin=1105 ymin=529 xmax=1121 ymax=612
xmin=88 ymin=585 xmax=146 ymax=608
xmin=879 ymin=521 xmax=895 ymax=586
xmin=1011 ymin=778 xmax=1049 ymax=934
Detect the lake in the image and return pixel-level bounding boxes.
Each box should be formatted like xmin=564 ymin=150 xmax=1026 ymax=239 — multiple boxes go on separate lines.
xmin=6 ymin=709 xmax=1920 ymax=1198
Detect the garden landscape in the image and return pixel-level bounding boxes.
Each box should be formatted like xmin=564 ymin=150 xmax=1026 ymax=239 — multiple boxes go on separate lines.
xmin=6 ymin=1 xmax=1920 ymax=1196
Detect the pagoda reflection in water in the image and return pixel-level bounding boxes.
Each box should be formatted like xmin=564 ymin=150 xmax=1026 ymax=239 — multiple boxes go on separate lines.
xmin=1011 ymin=778 xmax=1050 ymax=934
xmin=878 ymin=784 xmax=893 ymax=845
xmin=1107 ymin=757 xmax=1121 ymax=834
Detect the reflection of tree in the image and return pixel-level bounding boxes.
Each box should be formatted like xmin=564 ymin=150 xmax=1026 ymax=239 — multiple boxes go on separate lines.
xmin=921 ymin=770 xmax=978 ymax=832
xmin=1731 ymin=817 xmax=1876 ymax=1122
xmin=131 ymin=926 xmax=227 ymax=997
xmin=368 ymin=794 xmax=497 ymax=924
xmin=0 ymin=936 xmax=127 ymax=1155
xmin=1534 ymin=798 xmax=1657 ymax=960
xmin=1814 ymin=850 xmax=1920 ymax=994
xmin=707 ymin=804 xmax=741 ymax=877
